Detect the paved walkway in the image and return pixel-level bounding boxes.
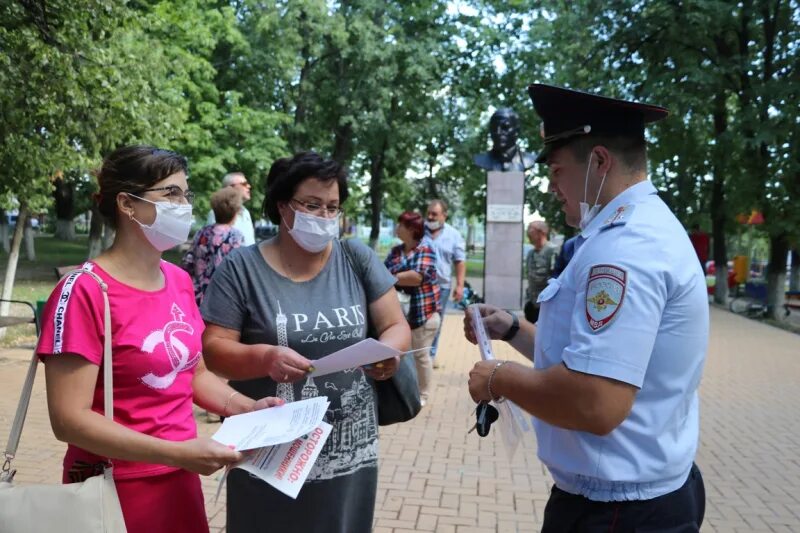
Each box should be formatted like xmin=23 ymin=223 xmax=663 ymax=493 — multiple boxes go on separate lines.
xmin=1 ymin=307 xmax=799 ymax=532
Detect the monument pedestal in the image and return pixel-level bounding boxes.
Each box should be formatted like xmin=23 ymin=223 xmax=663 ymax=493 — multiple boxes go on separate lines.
xmin=484 ymin=171 xmax=524 ymax=310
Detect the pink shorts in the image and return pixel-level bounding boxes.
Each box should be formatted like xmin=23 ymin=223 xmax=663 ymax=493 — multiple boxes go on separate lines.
xmin=114 ymin=469 xmax=208 ymax=533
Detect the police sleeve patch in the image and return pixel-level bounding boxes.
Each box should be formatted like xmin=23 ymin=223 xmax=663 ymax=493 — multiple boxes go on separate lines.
xmin=585 ymin=264 xmax=627 ymax=331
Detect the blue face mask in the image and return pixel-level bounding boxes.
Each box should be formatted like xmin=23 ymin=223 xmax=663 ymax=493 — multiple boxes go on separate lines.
xmin=284 ymin=208 xmax=340 ymax=253
xmin=425 ymin=220 xmax=442 ymax=231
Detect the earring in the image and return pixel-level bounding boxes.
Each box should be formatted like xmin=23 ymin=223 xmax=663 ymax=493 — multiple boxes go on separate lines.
xmin=128 ymin=211 xmax=134 ymax=220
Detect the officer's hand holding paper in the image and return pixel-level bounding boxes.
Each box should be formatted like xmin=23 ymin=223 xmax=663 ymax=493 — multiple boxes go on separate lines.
xmin=468 ymin=306 xmax=531 ymax=459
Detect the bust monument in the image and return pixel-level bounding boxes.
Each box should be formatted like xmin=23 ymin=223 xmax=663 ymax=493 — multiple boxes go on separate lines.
xmin=473 ymin=108 xmax=536 ymax=172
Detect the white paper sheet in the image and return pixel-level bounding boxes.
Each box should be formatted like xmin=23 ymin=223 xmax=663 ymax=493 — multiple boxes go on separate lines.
xmin=470 ymin=305 xmax=496 ymax=361
xmin=211 ymin=396 xmax=330 ymax=451
xmin=238 ymin=421 xmax=332 ymax=499
xmin=215 ymin=422 xmax=333 ymax=501
xmin=308 ymin=338 xmax=401 ymax=377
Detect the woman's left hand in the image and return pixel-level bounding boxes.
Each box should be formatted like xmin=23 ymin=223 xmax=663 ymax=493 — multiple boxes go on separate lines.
xmin=364 ymin=356 xmax=400 ymax=381
xmin=252 ymin=396 xmax=286 ymax=411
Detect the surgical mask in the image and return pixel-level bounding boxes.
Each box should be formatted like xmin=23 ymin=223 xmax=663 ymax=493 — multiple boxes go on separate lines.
xmin=579 ymin=152 xmax=607 ymax=231
xmin=425 ymin=220 xmax=443 ymax=231
xmin=129 ymin=195 xmax=193 ymax=252
xmin=285 ymin=208 xmax=339 ymax=253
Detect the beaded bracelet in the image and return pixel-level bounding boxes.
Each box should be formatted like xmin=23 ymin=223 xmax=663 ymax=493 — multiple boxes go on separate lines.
xmin=488 ymin=361 xmax=508 ymax=403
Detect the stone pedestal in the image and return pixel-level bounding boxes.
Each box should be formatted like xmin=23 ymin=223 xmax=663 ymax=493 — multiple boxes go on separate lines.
xmin=484 ymin=171 xmax=524 ymax=310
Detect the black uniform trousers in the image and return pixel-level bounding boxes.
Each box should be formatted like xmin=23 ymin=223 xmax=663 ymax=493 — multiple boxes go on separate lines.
xmin=542 ymin=463 xmax=705 ymax=533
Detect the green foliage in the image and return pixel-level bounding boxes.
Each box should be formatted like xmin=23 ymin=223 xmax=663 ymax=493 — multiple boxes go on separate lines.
xmin=0 ymin=0 xmax=796 ymax=260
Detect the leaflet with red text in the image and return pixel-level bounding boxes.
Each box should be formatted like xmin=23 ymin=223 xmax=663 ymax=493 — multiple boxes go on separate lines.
xmin=234 ymin=421 xmax=332 ymax=499
xmin=213 ymin=422 xmax=332 ymax=501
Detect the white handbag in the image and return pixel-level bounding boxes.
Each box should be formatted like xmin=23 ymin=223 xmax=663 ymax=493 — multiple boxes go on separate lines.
xmin=0 ymin=269 xmax=127 ymax=532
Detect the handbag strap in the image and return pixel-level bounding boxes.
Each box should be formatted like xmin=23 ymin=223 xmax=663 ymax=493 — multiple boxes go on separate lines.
xmin=340 ymin=238 xmax=368 ymax=285
xmin=3 ymin=269 xmax=113 ymax=465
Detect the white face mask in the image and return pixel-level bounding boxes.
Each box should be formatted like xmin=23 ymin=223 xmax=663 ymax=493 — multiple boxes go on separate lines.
xmin=425 ymin=219 xmax=443 ymax=231
xmin=285 ymin=208 xmax=340 ymax=253
xmin=130 ymin=195 xmax=193 ymax=252
xmin=579 ymin=152 xmax=607 ymax=231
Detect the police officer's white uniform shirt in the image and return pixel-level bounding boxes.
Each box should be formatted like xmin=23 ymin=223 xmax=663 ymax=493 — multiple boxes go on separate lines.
xmin=533 ymin=180 xmax=708 ymax=502
xmin=206 ymin=206 xmax=256 ymax=246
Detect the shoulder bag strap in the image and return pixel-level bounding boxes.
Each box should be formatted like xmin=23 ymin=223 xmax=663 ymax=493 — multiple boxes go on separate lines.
xmin=3 ymin=269 xmax=113 ymax=472
xmin=340 ymin=238 xmax=367 ymax=284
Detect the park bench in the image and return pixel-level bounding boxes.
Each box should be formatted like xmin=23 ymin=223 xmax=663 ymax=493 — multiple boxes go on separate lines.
xmin=54 ymin=265 xmax=81 ymax=280
xmin=785 ymin=291 xmax=800 ymax=315
xmin=0 ymin=299 xmax=39 ymax=334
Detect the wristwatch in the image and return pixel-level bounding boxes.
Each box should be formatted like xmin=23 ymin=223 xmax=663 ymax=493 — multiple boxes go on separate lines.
xmin=501 ymin=310 xmax=520 ymax=341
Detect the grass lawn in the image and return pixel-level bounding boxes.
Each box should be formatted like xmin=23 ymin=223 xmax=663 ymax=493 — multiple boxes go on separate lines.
xmin=466 ymin=256 xmax=484 ymax=278
xmin=0 ymin=235 xmax=184 ymax=348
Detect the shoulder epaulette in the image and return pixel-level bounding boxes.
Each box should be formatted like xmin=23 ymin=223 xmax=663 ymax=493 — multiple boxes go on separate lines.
xmin=599 ymin=204 xmax=635 ymax=231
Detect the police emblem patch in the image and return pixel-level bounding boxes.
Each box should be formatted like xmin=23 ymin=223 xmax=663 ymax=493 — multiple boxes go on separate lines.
xmin=585 ymin=264 xmax=626 ymax=331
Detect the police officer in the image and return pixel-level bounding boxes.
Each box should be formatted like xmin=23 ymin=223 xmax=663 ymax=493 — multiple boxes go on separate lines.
xmin=464 ymin=84 xmax=708 ymax=532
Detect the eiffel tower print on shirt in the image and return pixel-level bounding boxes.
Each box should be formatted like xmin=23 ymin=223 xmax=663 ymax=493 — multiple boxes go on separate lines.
xmin=274 ymin=301 xmax=295 ymax=402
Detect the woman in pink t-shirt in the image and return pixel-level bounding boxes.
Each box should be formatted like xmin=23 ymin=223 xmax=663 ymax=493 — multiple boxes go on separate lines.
xmin=36 ymin=145 xmax=284 ymax=533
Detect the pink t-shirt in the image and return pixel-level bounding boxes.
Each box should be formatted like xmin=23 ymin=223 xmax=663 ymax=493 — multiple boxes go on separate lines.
xmin=36 ymin=261 xmax=204 ymax=480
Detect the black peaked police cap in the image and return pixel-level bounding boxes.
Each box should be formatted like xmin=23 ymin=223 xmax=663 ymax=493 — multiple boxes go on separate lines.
xmin=528 ymin=84 xmax=669 ymax=164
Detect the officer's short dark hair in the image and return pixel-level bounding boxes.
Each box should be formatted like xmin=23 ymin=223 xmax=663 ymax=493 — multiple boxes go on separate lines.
xmin=562 ymin=135 xmax=647 ymax=173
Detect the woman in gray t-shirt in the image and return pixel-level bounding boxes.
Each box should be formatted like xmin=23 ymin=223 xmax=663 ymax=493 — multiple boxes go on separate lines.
xmin=201 ymin=152 xmax=410 ymax=533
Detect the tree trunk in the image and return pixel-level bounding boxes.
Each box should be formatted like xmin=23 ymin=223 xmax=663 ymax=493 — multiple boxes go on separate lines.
xmin=289 ymin=10 xmax=311 ymax=153
xmin=0 ymin=217 xmax=8 ymax=253
xmin=368 ymin=149 xmax=384 ymax=250
xmin=23 ymin=224 xmax=35 ymax=261
xmin=54 ymin=176 xmax=76 ymax=241
xmin=0 ymin=205 xmax=29 ymax=339
xmin=790 ymin=248 xmax=799 ymax=292
xmin=88 ymin=206 xmax=104 ymax=259
xmin=102 ymin=223 xmax=116 ymax=250
xmin=766 ymin=233 xmax=788 ymax=320
xmin=332 ymin=122 xmax=353 ymax=165
xmin=55 ymin=219 xmax=76 ymax=241
xmin=711 ymin=97 xmax=729 ymax=304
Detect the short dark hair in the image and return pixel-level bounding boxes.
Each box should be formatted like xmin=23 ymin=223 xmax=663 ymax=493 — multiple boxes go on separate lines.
xmin=95 ymin=145 xmax=188 ymax=228
xmin=211 ymin=187 xmax=242 ymax=225
xmin=562 ymin=135 xmax=647 ymax=172
xmin=262 ymin=152 xmax=348 ymax=224
xmin=398 ymin=211 xmax=424 ymax=241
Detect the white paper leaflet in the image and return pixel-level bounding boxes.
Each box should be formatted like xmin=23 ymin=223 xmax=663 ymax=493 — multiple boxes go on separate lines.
xmin=308 ymin=338 xmax=401 ymax=378
xmin=211 ymin=396 xmax=329 ymax=451
xmin=212 ymin=397 xmax=332 ymax=500
xmin=215 ymin=422 xmax=332 ymax=500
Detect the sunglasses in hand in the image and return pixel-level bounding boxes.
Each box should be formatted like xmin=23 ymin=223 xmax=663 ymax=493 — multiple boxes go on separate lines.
xmin=468 ymin=401 xmax=499 ymax=437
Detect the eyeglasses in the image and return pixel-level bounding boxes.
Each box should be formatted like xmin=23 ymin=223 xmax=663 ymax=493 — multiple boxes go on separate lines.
xmin=291 ymin=198 xmax=343 ymax=218
xmin=231 ymin=181 xmax=250 ymax=188
xmin=140 ymin=185 xmax=195 ymax=205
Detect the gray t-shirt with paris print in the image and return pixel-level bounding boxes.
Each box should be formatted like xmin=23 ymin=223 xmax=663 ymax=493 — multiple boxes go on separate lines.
xmin=200 ymin=238 xmax=395 ymax=533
